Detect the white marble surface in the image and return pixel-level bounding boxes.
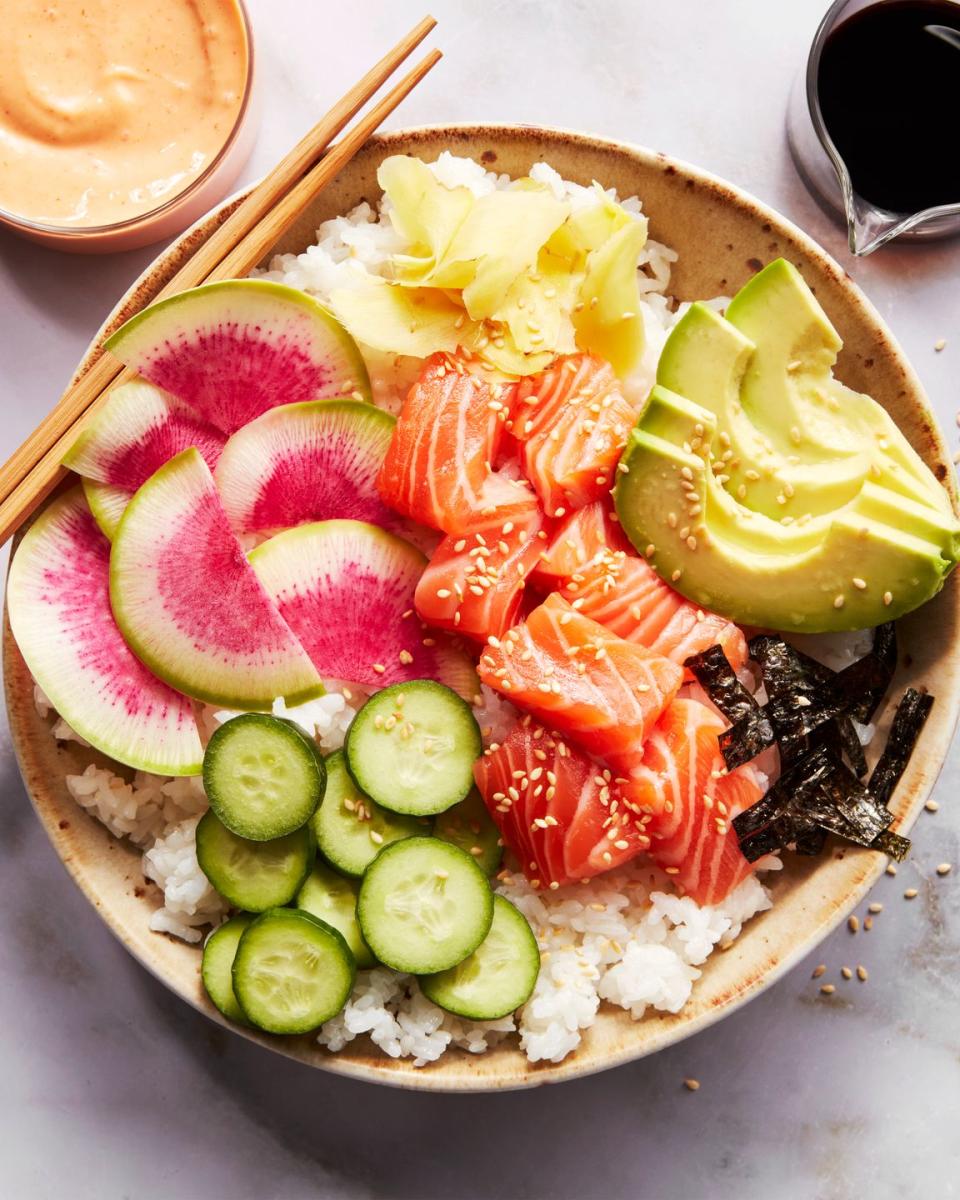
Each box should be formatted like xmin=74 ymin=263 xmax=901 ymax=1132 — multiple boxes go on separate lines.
xmin=1 ymin=1 xmax=958 ymax=1196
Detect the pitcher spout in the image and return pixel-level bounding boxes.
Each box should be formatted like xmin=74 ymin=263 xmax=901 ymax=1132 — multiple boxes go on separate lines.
xmin=846 ymin=192 xmax=915 ymax=256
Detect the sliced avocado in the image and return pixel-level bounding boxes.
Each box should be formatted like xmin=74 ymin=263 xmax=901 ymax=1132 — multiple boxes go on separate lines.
xmin=657 ymin=262 xmax=950 ymax=520
xmin=616 ymin=385 xmax=959 ymax=631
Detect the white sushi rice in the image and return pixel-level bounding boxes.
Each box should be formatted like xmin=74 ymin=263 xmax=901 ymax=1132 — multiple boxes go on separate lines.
xmin=255 ymin=150 xmax=683 ymax=413
xmin=34 ymin=154 xmax=827 ymax=1064
xmin=37 ymin=673 xmax=777 ymax=1063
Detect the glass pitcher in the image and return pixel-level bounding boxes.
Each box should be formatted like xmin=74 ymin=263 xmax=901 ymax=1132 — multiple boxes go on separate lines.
xmin=787 ymin=0 xmax=960 ymax=255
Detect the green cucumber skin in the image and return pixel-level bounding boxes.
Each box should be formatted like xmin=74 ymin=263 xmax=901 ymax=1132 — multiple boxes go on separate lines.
xmin=296 ymin=864 xmax=376 ymax=969
xmin=312 ymin=749 xmax=425 ymax=878
xmin=419 ymin=896 xmax=540 ymax=1021
xmin=434 ymin=790 xmax=503 ymax=876
xmin=203 ymin=714 xmax=326 ymax=842
xmin=357 ymin=837 xmax=494 ymax=974
xmin=345 ymin=680 xmax=482 ymax=818
xmin=195 ymin=811 xmax=315 ymax=912
xmin=201 ymin=914 xmax=254 ymax=1024
xmin=231 ymin=908 xmax=356 ymax=1035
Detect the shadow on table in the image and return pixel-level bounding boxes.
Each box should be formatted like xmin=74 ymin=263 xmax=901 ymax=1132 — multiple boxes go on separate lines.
xmin=0 ymin=225 xmax=156 ymax=338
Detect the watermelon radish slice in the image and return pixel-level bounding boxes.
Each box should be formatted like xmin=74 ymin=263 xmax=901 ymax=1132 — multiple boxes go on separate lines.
xmin=62 ymin=380 xmax=225 ymax=539
xmin=105 ymin=280 xmax=371 ymax=436
xmin=215 ymin=399 xmax=400 ymax=538
xmin=248 ymin=520 xmax=479 ymax=700
xmin=7 ymin=487 xmax=203 ymax=775
xmin=110 ymin=448 xmax=325 ymax=709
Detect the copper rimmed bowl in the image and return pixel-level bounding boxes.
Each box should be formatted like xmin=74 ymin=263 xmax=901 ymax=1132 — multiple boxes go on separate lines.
xmin=5 ymin=125 xmax=959 ymax=1091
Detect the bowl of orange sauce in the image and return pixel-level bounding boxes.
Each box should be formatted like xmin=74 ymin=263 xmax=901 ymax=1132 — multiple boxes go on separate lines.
xmin=0 ymin=0 xmax=257 ymax=253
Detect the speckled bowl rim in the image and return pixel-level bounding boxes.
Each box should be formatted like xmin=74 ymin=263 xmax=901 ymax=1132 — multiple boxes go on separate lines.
xmin=5 ymin=123 xmax=959 ymax=1092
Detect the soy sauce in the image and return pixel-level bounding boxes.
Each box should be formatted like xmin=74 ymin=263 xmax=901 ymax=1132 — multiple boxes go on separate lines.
xmin=817 ymin=0 xmax=960 ymax=213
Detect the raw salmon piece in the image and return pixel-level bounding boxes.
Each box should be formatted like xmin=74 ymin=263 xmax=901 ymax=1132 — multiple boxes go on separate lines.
xmin=478 ymin=593 xmax=683 ymax=771
xmin=560 ymin=550 xmax=748 ymax=673
xmin=474 ymin=718 xmax=650 ymax=887
xmin=415 ymin=501 xmax=550 ymax=641
xmin=512 ymin=354 xmax=639 ymax=517
xmin=377 ymin=352 xmax=534 ymax=534
xmin=532 ymin=500 xmax=631 ymax=585
xmin=623 ymin=698 xmax=761 ymax=904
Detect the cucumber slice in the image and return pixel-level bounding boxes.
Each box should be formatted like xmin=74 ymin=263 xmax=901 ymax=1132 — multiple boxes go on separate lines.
xmin=434 ymin=789 xmax=502 ymax=876
xmin=357 ymin=837 xmax=493 ymax=973
xmin=312 ymin=750 xmax=424 ymax=877
xmin=296 ymin=863 xmax=375 ymax=969
xmin=201 ymin=914 xmax=253 ymax=1023
xmin=345 ymin=681 xmax=481 ymax=817
xmin=420 ymin=896 xmax=540 ymax=1020
xmin=232 ymin=908 xmax=356 ymax=1034
xmin=203 ymin=713 xmax=325 ymax=841
xmin=196 ymin=810 xmax=314 ymax=911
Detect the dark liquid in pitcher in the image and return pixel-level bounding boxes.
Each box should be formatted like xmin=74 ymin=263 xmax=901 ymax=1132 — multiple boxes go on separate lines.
xmin=817 ymin=0 xmax=960 ymax=212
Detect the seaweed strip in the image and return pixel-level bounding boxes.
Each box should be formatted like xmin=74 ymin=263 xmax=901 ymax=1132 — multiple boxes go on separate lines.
xmin=795 ymin=827 xmax=828 ymax=856
xmin=835 ymin=715 xmax=868 ymax=777
xmin=838 ymin=622 xmax=897 ymax=723
xmin=686 ymin=645 xmax=775 ymax=770
xmin=872 ymin=830 xmax=911 ymax=862
xmin=732 ymin=743 xmax=893 ymax=863
xmin=868 ymin=688 xmax=933 ymax=808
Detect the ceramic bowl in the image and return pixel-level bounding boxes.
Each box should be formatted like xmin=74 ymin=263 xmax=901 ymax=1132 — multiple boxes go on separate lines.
xmin=5 ymin=125 xmax=959 ymax=1091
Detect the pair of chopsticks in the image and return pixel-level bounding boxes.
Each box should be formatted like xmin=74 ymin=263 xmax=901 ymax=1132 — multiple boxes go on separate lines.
xmin=0 ymin=16 xmax=441 ymax=548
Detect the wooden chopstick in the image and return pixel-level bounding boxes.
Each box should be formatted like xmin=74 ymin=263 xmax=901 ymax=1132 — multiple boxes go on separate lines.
xmin=0 ymin=18 xmax=439 ymax=547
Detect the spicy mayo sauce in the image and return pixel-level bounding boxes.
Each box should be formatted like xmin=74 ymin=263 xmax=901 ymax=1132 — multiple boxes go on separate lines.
xmin=0 ymin=0 xmax=249 ymax=229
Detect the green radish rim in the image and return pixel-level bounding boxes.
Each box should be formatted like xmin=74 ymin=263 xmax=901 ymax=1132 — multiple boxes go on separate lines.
xmin=109 ymin=448 xmax=325 ymax=710
xmin=105 ymin=279 xmax=373 ymax=409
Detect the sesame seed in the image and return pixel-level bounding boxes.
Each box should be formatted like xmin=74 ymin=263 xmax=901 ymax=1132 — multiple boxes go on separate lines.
xmin=841 ymin=966 xmax=853 ymax=980
xmin=683 ymin=1078 xmax=700 ymax=1092
xmin=935 ymin=338 xmax=946 ymax=352
xmin=856 ymin=965 xmax=868 ymax=981
xmin=904 ymin=887 xmax=918 ymax=899
xmin=372 ymin=663 xmax=386 ymax=674
xmin=937 ymin=863 xmax=952 ymax=876
xmin=833 ymin=595 xmax=845 ymax=609
xmin=848 ymin=915 xmax=859 ymax=933
xmin=883 ymin=591 xmax=893 ymax=606
xmin=398 ymin=649 xmax=413 ymax=665
xmin=820 ymin=984 xmax=836 ymax=996
xmin=926 ymin=799 xmax=940 ymax=812
xmin=864 ymin=916 xmax=873 ymax=930
xmin=852 ymin=577 xmax=866 ymax=590
xmin=868 ymin=902 xmax=883 ymax=914
xmin=886 ymin=864 xmax=897 ymax=876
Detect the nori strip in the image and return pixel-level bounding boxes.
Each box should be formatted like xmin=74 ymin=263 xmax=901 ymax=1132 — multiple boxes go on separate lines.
xmin=686 ymin=645 xmax=775 ymax=769
xmin=868 ymin=688 xmax=934 ymax=808
xmin=835 ymin=715 xmax=868 ymax=778
xmin=871 ymin=830 xmax=912 ymax=862
xmin=732 ymin=742 xmax=894 ymax=863
xmin=795 ymin=827 xmax=828 ymax=856
xmin=838 ymin=622 xmax=897 ymax=723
